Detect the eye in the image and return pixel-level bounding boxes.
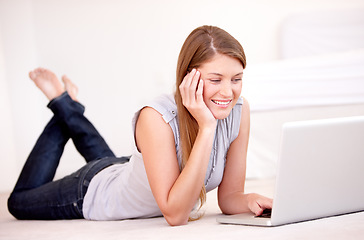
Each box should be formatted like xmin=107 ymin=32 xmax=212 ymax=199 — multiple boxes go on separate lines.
xmin=232 ymin=78 xmax=242 ymax=83
xmin=209 ymin=79 xmax=221 ymax=83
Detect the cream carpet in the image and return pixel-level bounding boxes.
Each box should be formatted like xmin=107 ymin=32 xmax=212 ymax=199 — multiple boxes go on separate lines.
xmin=1 ymin=179 xmax=364 ymax=240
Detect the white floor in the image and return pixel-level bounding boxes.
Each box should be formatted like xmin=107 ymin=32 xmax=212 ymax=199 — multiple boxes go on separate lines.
xmin=1 ymin=179 xmax=364 ymax=240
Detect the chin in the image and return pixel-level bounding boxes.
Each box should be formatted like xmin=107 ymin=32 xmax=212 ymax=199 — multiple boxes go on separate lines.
xmin=212 ymin=109 xmax=233 ymax=120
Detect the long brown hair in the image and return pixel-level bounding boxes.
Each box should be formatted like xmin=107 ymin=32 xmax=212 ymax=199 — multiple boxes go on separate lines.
xmin=175 ymin=25 xmax=246 ymax=219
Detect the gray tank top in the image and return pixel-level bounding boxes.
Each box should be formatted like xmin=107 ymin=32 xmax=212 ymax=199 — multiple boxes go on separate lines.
xmin=147 ymin=94 xmax=243 ymax=191
xmin=83 ymin=94 xmax=243 ymax=220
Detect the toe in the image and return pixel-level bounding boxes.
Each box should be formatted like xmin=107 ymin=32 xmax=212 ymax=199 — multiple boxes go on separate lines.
xmin=62 ymin=75 xmax=70 ymax=83
xmin=29 ymin=71 xmax=35 ymax=80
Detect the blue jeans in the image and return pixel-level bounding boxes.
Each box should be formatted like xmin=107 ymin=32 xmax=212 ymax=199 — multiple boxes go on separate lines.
xmin=7 ymin=92 xmax=129 ymax=220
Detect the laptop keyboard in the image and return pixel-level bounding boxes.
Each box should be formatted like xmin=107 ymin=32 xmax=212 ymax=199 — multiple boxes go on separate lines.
xmin=255 ymin=209 xmax=272 ymax=218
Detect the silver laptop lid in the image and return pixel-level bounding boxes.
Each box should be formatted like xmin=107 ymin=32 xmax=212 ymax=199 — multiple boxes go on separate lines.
xmin=271 ymin=116 xmax=364 ymax=225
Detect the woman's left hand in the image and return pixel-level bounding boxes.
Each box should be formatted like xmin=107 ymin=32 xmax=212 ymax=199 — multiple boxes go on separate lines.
xmin=246 ymin=193 xmax=273 ymax=216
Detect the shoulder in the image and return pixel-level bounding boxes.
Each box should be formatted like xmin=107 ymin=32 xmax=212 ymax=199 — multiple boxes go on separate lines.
xmin=135 ymin=106 xmax=175 ymax=152
xmin=148 ymin=94 xmax=177 ymax=123
xmin=238 ymin=97 xmax=250 ymax=138
xmin=136 ymin=107 xmax=169 ymax=135
xmin=232 ymin=96 xmax=250 ymax=124
xmin=221 ymin=97 xmax=247 ymax=142
xmin=229 ymin=97 xmax=245 ymax=121
xmin=241 ymin=97 xmax=250 ymax=118
xmin=136 ymin=104 xmax=174 ymax=135
xmin=225 ymin=97 xmax=250 ymax=143
xmin=233 ymin=96 xmax=246 ymax=113
xmin=132 ymin=94 xmax=180 ymax=157
xmin=132 ymin=94 xmax=177 ymax=131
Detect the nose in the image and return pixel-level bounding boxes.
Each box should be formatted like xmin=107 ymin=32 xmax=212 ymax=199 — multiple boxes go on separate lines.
xmin=220 ymin=81 xmax=233 ymax=97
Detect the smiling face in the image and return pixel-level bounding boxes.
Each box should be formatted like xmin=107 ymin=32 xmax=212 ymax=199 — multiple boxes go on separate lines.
xmin=198 ymin=53 xmax=244 ymax=120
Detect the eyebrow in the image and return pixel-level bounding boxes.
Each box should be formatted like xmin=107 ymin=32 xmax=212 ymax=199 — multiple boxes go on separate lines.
xmin=207 ymin=72 xmax=244 ymax=77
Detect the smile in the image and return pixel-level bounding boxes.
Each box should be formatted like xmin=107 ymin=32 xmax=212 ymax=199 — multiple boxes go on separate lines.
xmin=211 ymin=99 xmax=232 ymax=107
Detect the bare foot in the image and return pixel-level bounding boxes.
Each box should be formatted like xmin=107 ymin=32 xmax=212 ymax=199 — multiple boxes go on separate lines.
xmin=62 ymin=75 xmax=78 ymax=101
xmin=29 ymin=68 xmax=64 ymax=101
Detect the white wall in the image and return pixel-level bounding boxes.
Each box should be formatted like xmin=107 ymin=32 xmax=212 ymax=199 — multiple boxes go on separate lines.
xmin=1 ymin=0 xmax=364 ymax=192
xmin=0 ymin=0 xmax=42 ymax=192
xmin=0 ymin=24 xmax=17 ymax=191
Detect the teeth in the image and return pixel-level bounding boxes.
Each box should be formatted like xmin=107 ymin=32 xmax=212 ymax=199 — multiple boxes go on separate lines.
xmin=213 ymin=100 xmax=231 ymax=105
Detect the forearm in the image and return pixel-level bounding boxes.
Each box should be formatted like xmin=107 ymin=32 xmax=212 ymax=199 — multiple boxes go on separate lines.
xmin=218 ymin=191 xmax=273 ymax=216
xmin=218 ymin=191 xmax=251 ymax=215
xmin=163 ymin=127 xmax=215 ymax=224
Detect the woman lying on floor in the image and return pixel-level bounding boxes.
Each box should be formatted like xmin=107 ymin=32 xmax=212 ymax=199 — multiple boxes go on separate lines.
xmin=7 ymin=25 xmax=272 ymax=226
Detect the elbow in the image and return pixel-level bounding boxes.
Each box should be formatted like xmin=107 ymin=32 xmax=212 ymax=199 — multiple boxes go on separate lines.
xmin=219 ymin=206 xmax=235 ymax=215
xmin=218 ymin=194 xmax=238 ymax=215
xmin=218 ymin=203 xmax=232 ymax=215
xmin=163 ymin=211 xmax=189 ymax=226
xmin=158 ymin=198 xmax=194 ymax=226
xmin=166 ymin=218 xmax=188 ymax=227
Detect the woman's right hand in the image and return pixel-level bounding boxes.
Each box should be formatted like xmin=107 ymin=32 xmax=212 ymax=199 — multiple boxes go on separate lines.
xmin=179 ymin=69 xmax=217 ymax=130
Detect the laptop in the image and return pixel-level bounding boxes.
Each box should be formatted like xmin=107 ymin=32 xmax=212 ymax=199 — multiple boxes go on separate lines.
xmin=217 ymin=116 xmax=364 ymax=226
